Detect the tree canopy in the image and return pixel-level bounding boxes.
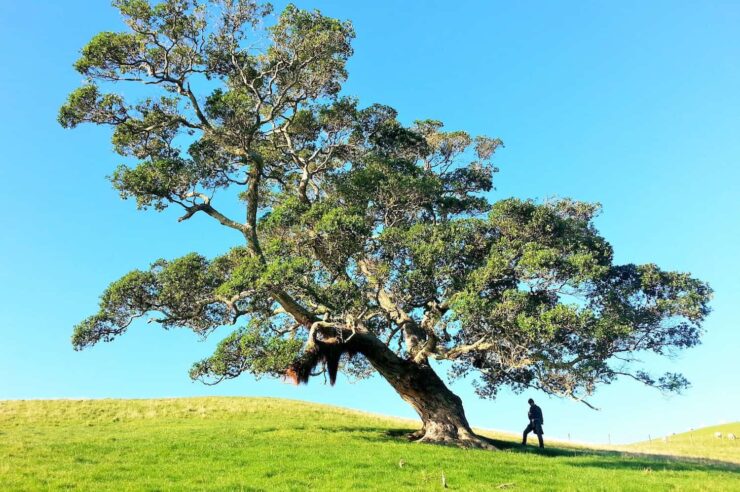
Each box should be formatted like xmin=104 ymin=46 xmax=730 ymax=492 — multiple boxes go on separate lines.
xmin=60 ymin=0 xmax=711 ymax=444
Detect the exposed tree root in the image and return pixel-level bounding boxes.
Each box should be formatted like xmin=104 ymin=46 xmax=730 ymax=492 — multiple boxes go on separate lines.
xmin=408 ymin=426 xmax=497 ymax=450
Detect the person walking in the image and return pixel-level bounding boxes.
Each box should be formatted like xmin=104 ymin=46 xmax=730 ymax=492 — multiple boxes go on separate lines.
xmin=522 ymin=398 xmax=544 ymax=448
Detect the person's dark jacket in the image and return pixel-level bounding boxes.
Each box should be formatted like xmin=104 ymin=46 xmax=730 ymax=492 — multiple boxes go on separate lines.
xmin=528 ymin=404 xmax=544 ymax=423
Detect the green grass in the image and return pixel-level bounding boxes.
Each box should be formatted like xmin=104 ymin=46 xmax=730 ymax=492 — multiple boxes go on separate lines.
xmin=0 ymin=397 xmax=737 ymax=491
xmin=619 ymin=422 xmax=740 ymax=464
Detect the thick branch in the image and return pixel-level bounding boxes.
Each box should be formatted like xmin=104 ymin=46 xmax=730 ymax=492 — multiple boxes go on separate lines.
xmin=440 ymin=339 xmax=495 ymax=360
xmin=176 ymin=194 xmax=247 ymax=234
xmin=358 ymin=260 xmax=426 ymax=357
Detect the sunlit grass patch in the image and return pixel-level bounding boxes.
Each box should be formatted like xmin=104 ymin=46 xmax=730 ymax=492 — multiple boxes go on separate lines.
xmin=0 ymin=397 xmax=737 ymax=491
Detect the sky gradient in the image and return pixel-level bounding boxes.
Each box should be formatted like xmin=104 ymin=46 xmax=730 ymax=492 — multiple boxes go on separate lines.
xmin=1 ymin=0 xmax=738 ymax=444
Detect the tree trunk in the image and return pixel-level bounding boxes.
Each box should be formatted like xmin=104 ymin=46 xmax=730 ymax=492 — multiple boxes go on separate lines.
xmin=352 ymin=333 xmax=495 ymax=449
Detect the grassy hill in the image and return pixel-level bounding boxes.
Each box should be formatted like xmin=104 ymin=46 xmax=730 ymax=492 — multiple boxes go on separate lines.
xmin=620 ymin=422 xmax=739 ymax=464
xmin=0 ymin=397 xmax=737 ymax=491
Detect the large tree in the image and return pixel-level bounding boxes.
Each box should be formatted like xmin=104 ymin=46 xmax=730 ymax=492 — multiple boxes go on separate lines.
xmin=60 ymin=0 xmax=711 ymax=448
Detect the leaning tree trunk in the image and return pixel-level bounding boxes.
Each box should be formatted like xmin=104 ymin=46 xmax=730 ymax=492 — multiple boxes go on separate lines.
xmin=352 ymin=333 xmax=495 ymax=449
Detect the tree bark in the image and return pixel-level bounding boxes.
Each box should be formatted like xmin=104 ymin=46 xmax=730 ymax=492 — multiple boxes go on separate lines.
xmin=351 ymin=333 xmax=496 ymax=449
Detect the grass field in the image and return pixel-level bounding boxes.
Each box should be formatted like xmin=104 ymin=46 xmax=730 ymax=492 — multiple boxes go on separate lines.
xmin=0 ymin=397 xmax=737 ymax=491
xmin=620 ymin=422 xmax=739 ymax=464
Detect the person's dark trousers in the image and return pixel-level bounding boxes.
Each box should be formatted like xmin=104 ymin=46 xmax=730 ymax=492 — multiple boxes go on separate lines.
xmin=522 ymin=420 xmax=545 ymax=448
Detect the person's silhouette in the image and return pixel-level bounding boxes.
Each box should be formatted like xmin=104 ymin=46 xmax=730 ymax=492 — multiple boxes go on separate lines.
xmin=522 ymin=398 xmax=544 ymax=448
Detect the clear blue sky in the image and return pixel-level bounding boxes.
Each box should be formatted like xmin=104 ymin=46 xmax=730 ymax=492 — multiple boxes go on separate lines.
xmin=1 ymin=1 xmax=738 ymax=444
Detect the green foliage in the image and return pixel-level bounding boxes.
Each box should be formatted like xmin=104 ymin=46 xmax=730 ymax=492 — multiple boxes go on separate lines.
xmin=214 ymin=253 xmax=265 ymax=299
xmin=72 ymin=252 xmax=238 ymax=350
xmin=73 ymin=31 xmax=145 ymax=77
xmin=61 ymin=0 xmax=712 ymax=407
xmin=71 ymin=270 xmax=157 ymax=349
xmin=443 ymin=199 xmax=711 ymax=400
xmin=190 ymin=321 xmax=303 ymax=383
xmin=110 ymin=158 xmax=194 ymax=210
xmin=58 ymin=85 xmax=127 ymax=128
xmin=268 ymin=4 xmax=355 ymax=98
xmin=110 ymin=97 xmax=185 ymax=158
xmin=377 ymin=219 xmax=491 ymax=305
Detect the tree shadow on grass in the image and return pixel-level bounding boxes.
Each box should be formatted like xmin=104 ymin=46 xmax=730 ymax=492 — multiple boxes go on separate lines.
xmin=564 ymin=456 xmax=739 ymax=474
xmin=368 ymin=427 xmax=740 ymax=474
xmin=315 ymin=425 xmax=398 ymax=435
